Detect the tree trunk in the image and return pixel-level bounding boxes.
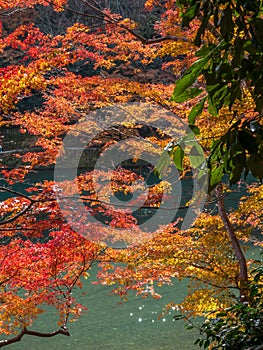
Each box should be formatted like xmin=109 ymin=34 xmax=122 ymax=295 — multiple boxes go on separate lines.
xmin=215 ymin=183 xmax=249 ymax=301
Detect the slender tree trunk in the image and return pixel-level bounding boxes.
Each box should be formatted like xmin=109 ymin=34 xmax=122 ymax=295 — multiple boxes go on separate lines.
xmin=215 ymin=183 xmax=249 ymax=301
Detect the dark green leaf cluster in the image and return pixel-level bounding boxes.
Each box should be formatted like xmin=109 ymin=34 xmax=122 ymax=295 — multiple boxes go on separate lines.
xmin=171 ymin=1 xmax=263 ymax=188
xmin=156 ymin=133 xmax=207 ymax=187
xmin=194 ymin=262 xmax=263 ymax=350
xmin=208 ymin=119 xmax=263 ymax=190
xmin=164 ymin=118 xmax=263 ymax=192
xmin=173 ymin=0 xmax=263 ymax=117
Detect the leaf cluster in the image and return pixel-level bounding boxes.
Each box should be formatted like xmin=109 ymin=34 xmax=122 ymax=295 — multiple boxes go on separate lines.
xmin=194 ymin=262 xmax=263 ymax=350
xmin=208 ymin=118 xmax=263 ymax=190
xmin=175 ymin=0 xmax=263 ymax=115
xmin=170 ymin=1 xmax=263 ymax=188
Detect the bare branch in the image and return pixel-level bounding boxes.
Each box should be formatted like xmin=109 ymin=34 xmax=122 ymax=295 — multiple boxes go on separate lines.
xmin=62 ymin=0 xmax=189 ymax=44
xmin=0 ymin=326 xmax=70 ymax=348
xmin=0 ymin=7 xmax=28 ymax=17
xmin=0 ymin=227 xmax=36 ymax=231
xmin=60 ymin=195 xmax=189 ymax=211
xmin=0 ymin=186 xmax=35 ymax=202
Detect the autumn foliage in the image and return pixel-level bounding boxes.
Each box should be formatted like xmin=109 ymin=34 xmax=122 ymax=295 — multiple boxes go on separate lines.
xmin=0 ymin=0 xmax=262 ymax=348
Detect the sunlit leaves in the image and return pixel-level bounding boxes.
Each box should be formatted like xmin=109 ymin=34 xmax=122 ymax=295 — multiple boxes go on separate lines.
xmin=0 ymin=231 xmax=101 ymax=334
xmin=0 ymin=1 xmax=262 ymax=347
xmin=98 ymin=213 xmax=240 ymax=314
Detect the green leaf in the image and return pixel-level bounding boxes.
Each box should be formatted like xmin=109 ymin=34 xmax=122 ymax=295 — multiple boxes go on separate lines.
xmin=247 ymin=154 xmax=263 ymax=180
xmin=185 ymin=324 xmax=195 ymax=330
xmin=206 ymin=83 xmax=221 ymax=94
xmin=172 ymin=41 xmax=228 ymax=106
xmin=188 ymin=97 xmax=206 ymax=124
xmin=182 ymin=3 xmax=200 ymax=27
xmin=195 ymin=44 xmax=215 ymax=57
xmin=189 ymin=124 xmax=200 ymax=135
xmin=173 ymin=314 xmax=185 ymax=321
xmin=172 ymin=146 xmax=184 ymax=171
xmin=209 ymin=164 xmax=224 ymax=191
xmin=171 ymin=56 xmax=211 ymax=101
xmin=194 ymin=7 xmax=210 ymax=46
xmin=207 ymin=96 xmax=218 ymax=116
xmin=255 ymin=94 xmax=263 ymax=114
xmin=208 ymin=84 xmax=229 ymax=112
xmin=229 ymin=84 xmax=242 ymax=109
xmin=204 ymin=340 xmax=210 ymax=349
xmin=214 ymin=7 xmax=219 ymax=28
xmin=189 ymin=144 xmax=205 ymax=167
xmin=171 ymin=87 xmax=203 ymax=103
xmin=241 ymin=0 xmax=260 ymax=12
xmin=232 ymin=36 xmax=244 ymax=68
xmin=197 ymin=339 xmax=204 ymax=347
xmin=238 ymin=130 xmax=258 ymax=153
xmin=252 ymin=18 xmax=263 ymax=48
xmin=244 ymin=164 xmax=249 ymax=179
xmin=250 ymin=120 xmax=262 ymax=133
xmin=229 ymin=153 xmax=246 ymax=184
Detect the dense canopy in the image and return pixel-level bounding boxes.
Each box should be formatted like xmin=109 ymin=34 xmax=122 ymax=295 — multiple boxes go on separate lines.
xmin=0 ymin=1 xmax=262 ymax=349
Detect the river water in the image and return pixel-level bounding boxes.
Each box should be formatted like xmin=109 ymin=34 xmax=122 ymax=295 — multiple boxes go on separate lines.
xmin=0 ymin=169 xmax=201 ymax=350
xmin=0 ymin=169 xmax=261 ymax=349
xmin=9 ymin=270 xmax=200 ymax=350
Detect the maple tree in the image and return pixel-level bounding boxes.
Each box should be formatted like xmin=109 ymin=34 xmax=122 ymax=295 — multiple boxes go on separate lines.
xmin=0 ymin=0 xmax=262 ymax=349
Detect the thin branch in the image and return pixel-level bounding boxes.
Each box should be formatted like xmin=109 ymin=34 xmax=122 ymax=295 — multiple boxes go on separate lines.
xmin=63 ymin=0 xmax=189 ymax=44
xmin=0 ymin=326 xmax=69 ymax=348
xmin=183 ymin=274 xmax=239 ymax=291
xmin=60 ymin=195 xmax=190 ymax=211
xmin=0 ymin=227 xmax=36 ymax=231
xmin=0 ymin=201 xmax=34 ymax=225
xmin=0 ymin=186 xmax=35 ymax=202
xmin=0 ymin=7 xmax=28 ymax=17
xmin=0 ymin=187 xmax=56 ymax=225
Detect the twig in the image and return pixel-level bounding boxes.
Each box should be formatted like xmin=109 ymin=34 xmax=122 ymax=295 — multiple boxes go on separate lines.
xmin=0 ymin=327 xmax=70 ymax=348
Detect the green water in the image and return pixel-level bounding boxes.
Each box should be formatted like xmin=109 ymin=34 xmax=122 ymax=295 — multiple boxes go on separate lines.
xmin=4 ymin=250 xmax=262 ymax=350
xmin=0 ymin=170 xmax=261 ymax=349
xmin=10 ymin=249 xmax=261 ymax=350
xmin=7 ymin=267 xmax=199 ymax=350
xmin=0 ymin=171 xmax=200 ymax=349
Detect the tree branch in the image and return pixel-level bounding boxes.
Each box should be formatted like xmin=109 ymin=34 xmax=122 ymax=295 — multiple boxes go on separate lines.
xmin=0 ymin=326 xmax=70 ymax=348
xmin=65 ymin=0 xmax=189 ymax=44
xmin=215 ymin=183 xmax=249 ymax=300
xmin=61 ymin=195 xmax=189 ymax=211
xmin=0 ymin=186 xmax=55 ymax=226
xmin=0 ymin=201 xmax=34 ymax=225
xmin=0 ymin=7 xmax=28 ymax=17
